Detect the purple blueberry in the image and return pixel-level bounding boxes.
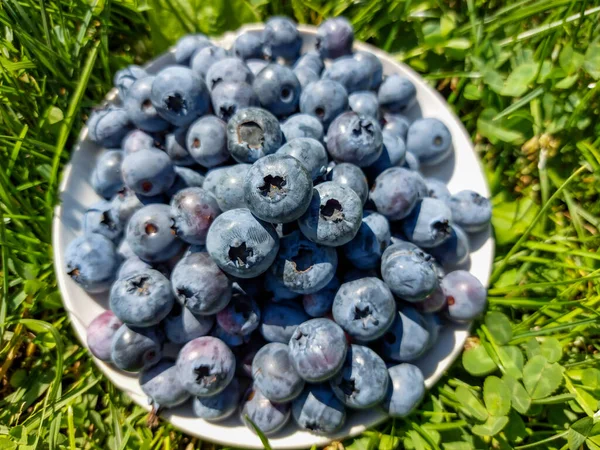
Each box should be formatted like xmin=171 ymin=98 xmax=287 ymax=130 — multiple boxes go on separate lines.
xmin=269 ymin=230 xmax=338 ymax=294
xmin=193 ymin=377 xmax=241 ymax=421
xmin=260 ymin=300 xmax=309 ymax=343
xmin=252 ymin=342 xmax=305 ymax=402
xmin=206 ymin=208 xmax=280 ymax=278
xmin=281 ymin=114 xmax=324 ymax=142
xmin=382 ymin=364 xmax=425 ymax=417
xmin=381 ymin=306 xmax=431 ymax=362
xmin=441 ymin=270 xmax=487 ymax=322
xmin=87 ymin=105 xmax=131 ymax=148
xmin=288 ymin=318 xmax=348 ymax=382
xmin=378 ymin=75 xmax=417 ymax=113
xmin=205 ymin=57 xmax=253 ymax=91
xmin=418 ymin=286 xmax=447 ymax=313
xmin=261 ymin=17 xmax=302 ymax=61
xmin=174 ymin=34 xmax=211 ymax=65
xmin=448 ymin=190 xmax=492 ymax=233
xmin=216 ymin=292 xmax=261 ymax=336
xmin=406 ymin=118 xmax=453 ymax=166
xmin=277 ymin=138 xmax=328 ymax=180
xmin=111 ymin=324 xmax=164 ymax=372
xmin=186 ymin=115 xmax=229 ymax=168
xmin=343 ymin=211 xmax=391 ymax=269
xmin=190 ymin=45 xmax=228 ymax=79
xmin=91 ymin=150 xmax=124 ymax=199
xmin=299 ymin=79 xmax=349 ymax=129
xmin=150 ymin=66 xmax=210 ymax=127
xmin=292 ymin=384 xmax=346 ymax=434
xmin=176 ymin=336 xmax=236 ymax=396
xmin=114 ymin=65 xmax=147 ymax=98
xmin=302 ymin=276 xmax=340 ymax=317
xmin=330 ymin=345 xmax=388 ymax=409
xmin=122 ymin=148 xmax=176 ymax=196
xmin=65 ymin=234 xmax=119 ymax=293
xmin=126 ymin=204 xmax=184 ymax=262
xmin=83 ymin=200 xmax=123 ymax=243
xmin=429 ymin=224 xmax=470 ymax=267
xmin=86 ymin=310 xmax=122 ymax=361
xmin=403 ymin=198 xmax=452 ymax=248
xmin=244 ymin=155 xmax=313 ymax=223
xmin=171 ymin=252 xmax=232 ymax=315
xmin=365 ymin=130 xmax=407 ymax=180
xmin=164 ymin=303 xmax=214 ymax=344
xmin=226 ymin=107 xmax=283 ymax=164
xmin=124 ymin=76 xmax=170 ymax=132
xmin=332 ymin=277 xmax=396 ymax=342
xmin=327 ymin=112 xmax=383 ymax=167
xmin=316 ymin=17 xmax=354 ymax=59
xmin=253 ymin=64 xmax=301 ymax=117
xmin=214 ymin=164 xmax=251 ymax=211
xmin=241 ymin=386 xmax=291 ymax=436
xmin=170 ymin=187 xmax=220 ymax=245
xmin=233 ymin=32 xmax=263 ymax=60
xmin=329 ymin=163 xmax=369 ymax=205
xmin=369 ymin=167 xmax=427 ymax=220
xmin=140 ymin=358 xmax=190 ymax=409
xmin=298 ymin=182 xmax=363 ymax=247
xmin=110 ymin=269 xmax=174 ymax=327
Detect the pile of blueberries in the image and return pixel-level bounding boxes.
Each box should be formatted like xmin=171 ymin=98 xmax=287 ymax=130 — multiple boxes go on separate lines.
xmin=65 ymin=16 xmax=492 ymax=437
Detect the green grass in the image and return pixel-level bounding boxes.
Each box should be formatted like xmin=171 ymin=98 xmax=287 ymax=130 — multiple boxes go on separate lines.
xmin=1 ymin=0 xmax=600 ymax=449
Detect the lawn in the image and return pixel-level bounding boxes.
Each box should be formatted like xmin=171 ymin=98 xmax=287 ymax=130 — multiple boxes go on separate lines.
xmin=1 ymin=0 xmax=600 ymax=449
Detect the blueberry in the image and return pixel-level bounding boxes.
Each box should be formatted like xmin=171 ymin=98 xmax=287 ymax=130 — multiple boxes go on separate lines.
xmin=168 ymin=166 xmax=205 ymax=196
xmin=176 ymin=336 xmax=236 ymax=396
xmin=403 ymin=198 xmax=452 ymax=248
xmin=418 ymin=286 xmax=447 ymax=313
xmin=193 ymin=377 xmax=241 ymax=421
xmin=122 ymin=129 xmax=162 ymax=155
xmin=122 ymin=148 xmax=176 ymax=196
xmin=91 ymin=150 xmax=124 ymax=199
xmin=352 ymin=51 xmax=383 ymax=90
xmin=382 ymin=113 xmax=410 ymax=141
xmin=261 ymin=16 xmax=302 ymax=61
xmin=185 ymin=115 xmax=229 ymax=168
xmin=281 ymin=114 xmax=324 ymax=143
xmin=140 ymin=358 xmax=190 ymax=409
xmin=212 ymin=323 xmax=248 ymax=347
xmin=171 ymin=251 xmax=232 ymax=315
xmin=316 ymin=17 xmax=354 ymax=59
xmin=329 ymin=163 xmax=369 ymax=205
xmin=332 ymin=277 xmax=396 ymax=342
xmin=190 ymin=45 xmax=228 ymax=79
xmin=174 ymin=34 xmax=211 ymax=65
xmin=124 ymin=76 xmax=170 ymax=133
xmin=110 ymin=269 xmax=173 ymax=327
xmin=206 ymin=208 xmax=280 ymax=278
xmin=226 ymin=107 xmax=283 ymax=164
xmin=246 ymin=58 xmax=269 ymax=76
xmin=213 ymin=81 xmax=260 ymax=122
xmin=299 ymin=79 xmax=349 ymax=129
xmin=164 ymin=303 xmax=214 ymax=344
xmin=349 ymin=91 xmax=380 ymax=119
xmin=240 ymin=386 xmax=291 ymax=436
xmin=381 ymin=306 xmax=431 ymax=361
xmin=65 ymin=234 xmax=119 ymax=293
xmin=365 ymin=130 xmax=407 ymax=180
xmin=87 ymin=106 xmax=131 ymax=148
xmin=298 ymin=181 xmax=363 ymax=247
xmin=322 ymin=56 xmax=372 ymax=94
xmin=289 ymin=318 xmax=347 ymax=382
xmin=292 ymin=384 xmax=346 ymax=434
xmin=127 ymin=204 xmax=183 ymax=262
xmin=86 ymin=310 xmax=122 ymax=362
xmin=202 ymin=166 xmax=231 ymax=195
xmin=302 ymin=276 xmax=340 ymax=317
xmin=403 ymin=151 xmax=421 ymax=172
xmin=294 ymin=66 xmax=320 ymax=89
xmin=429 ymin=224 xmax=470 ymax=267
xmin=265 ymin=271 xmax=300 ymax=302
xmin=166 ymin=128 xmax=195 ymax=166
xmin=294 ymin=51 xmax=325 ymax=75
xmin=117 ymin=239 xmax=137 ymax=260
xmin=370 ymin=167 xmax=427 ymax=220
xmin=169 ymin=187 xmax=220 ymax=245
xmin=277 ymin=138 xmax=328 ymax=180
xmin=150 ymin=66 xmax=210 ymax=127
xmin=448 ymin=190 xmax=492 ymax=233
xmin=425 ymin=178 xmax=451 ymax=201
xmin=111 ymin=324 xmax=164 ymax=372
xmin=378 ymin=75 xmax=417 ymax=113
xmin=269 ymin=230 xmax=338 ymax=294
xmin=252 ymin=342 xmax=305 ymax=402
xmin=253 ymin=64 xmax=301 ymax=118
xmin=260 ymin=300 xmax=309 ymax=343
xmin=441 ymin=270 xmax=487 ymax=322
xmin=382 ymin=363 xmax=425 ymax=417
xmin=407 ymin=118 xmax=453 ymax=166
xmin=236 ymin=339 xmax=266 ymax=378
xmin=114 ymin=65 xmax=147 ymax=98
xmin=83 ymin=200 xmax=123 ymax=243
xmin=110 ymin=188 xmax=144 ymax=226
xmin=244 ymin=155 xmax=313 ymax=223
xmin=423 ymin=312 xmax=443 ymax=350
xmin=343 ymin=267 xmax=378 ymax=283
xmin=380 ymin=244 xmax=438 ymax=302
xmin=327 ymin=112 xmax=383 ymax=167
xmin=214 ymin=164 xmax=251 ymax=211
xmin=217 ymin=291 xmax=261 ymax=336
xmin=343 ymin=211 xmax=391 ymax=269
xmin=233 ymin=32 xmax=263 ymax=60
xmin=205 ymin=57 xmax=254 ymax=91
xmin=330 ymin=345 xmax=388 ymax=409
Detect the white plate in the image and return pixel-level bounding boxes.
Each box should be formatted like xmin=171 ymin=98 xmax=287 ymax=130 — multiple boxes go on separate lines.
xmin=52 ymin=24 xmax=494 ymax=450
